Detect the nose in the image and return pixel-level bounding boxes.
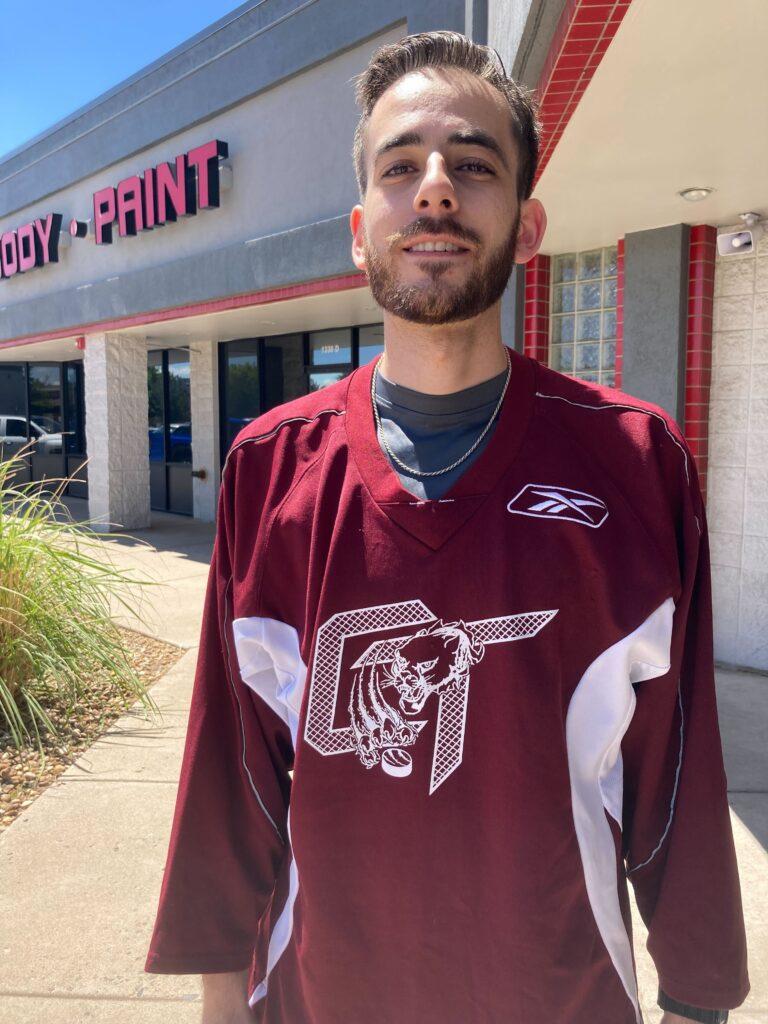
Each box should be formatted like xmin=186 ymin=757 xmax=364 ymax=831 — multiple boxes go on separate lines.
xmin=413 ymin=153 xmax=459 ymax=214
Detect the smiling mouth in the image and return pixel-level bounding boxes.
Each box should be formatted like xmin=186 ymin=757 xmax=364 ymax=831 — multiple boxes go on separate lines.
xmin=402 ymin=248 xmax=470 ymax=258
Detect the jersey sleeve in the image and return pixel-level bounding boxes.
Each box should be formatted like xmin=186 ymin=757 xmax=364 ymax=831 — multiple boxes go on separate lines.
xmin=144 ymin=446 xmax=291 ymax=975
xmin=620 ymin=430 xmax=750 ymax=1012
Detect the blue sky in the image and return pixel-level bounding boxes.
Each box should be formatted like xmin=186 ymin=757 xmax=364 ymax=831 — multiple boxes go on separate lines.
xmin=0 ymin=0 xmax=244 ymax=160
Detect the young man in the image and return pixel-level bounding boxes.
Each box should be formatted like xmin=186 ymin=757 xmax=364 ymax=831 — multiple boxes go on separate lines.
xmin=144 ymin=30 xmax=750 ymax=1024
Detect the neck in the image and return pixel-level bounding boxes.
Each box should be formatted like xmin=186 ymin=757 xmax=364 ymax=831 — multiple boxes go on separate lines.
xmin=378 ymin=335 xmax=509 ymax=395
xmin=378 ymin=342 xmax=512 ymax=393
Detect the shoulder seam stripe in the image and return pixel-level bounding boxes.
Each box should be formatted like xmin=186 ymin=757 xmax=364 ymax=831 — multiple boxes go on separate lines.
xmin=536 ymin=393 xmax=692 ymax=485
xmin=223 ymin=408 xmax=345 ymax=473
xmin=534 ymin=391 xmax=700 ymax=536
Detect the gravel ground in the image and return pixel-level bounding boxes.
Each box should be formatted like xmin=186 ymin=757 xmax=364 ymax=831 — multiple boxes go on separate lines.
xmin=0 ymin=627 xmax=186 ymax=832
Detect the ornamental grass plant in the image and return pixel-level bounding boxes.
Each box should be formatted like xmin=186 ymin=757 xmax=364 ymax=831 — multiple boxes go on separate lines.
xmin=0 ymin=443 xmax=163 ymax=754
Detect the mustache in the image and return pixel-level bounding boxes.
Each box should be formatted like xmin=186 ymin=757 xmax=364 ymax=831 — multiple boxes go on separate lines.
xmin=386 ymin=222 xmax=478 ymax=248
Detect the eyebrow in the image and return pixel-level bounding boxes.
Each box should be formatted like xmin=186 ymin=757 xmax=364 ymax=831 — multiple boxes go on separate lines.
xmin=373 ymin=128 xmax=510 ymax=173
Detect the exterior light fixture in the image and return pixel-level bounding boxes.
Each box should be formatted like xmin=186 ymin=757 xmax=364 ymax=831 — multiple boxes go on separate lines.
xmin=678 ymin=187 xmax=715 ymax=202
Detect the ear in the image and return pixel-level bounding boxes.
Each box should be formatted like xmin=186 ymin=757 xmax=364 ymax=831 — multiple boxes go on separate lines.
xmin=514 ymin=197 xmax=547 ymax=265
xmin=350 ymin=205 xmax=367 ymax=273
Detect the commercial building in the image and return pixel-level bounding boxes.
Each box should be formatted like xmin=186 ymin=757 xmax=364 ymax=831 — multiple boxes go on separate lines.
xmin=0 ymin=0 xmax=765 ymax=669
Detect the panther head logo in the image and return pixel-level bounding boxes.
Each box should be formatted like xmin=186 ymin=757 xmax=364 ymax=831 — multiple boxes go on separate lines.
xmin=347 ymin=618 xmax=486 ymax=772
xmin=389 ymin=619 xmax=486 ymax=715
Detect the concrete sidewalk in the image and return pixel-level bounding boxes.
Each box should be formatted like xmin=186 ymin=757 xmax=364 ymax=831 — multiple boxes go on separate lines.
xmin=0 ymin=506 xmax=766 ymax=1023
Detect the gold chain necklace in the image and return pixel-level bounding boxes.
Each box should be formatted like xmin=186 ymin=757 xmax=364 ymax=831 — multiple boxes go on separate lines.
xmin=370 ymin=347 xmax=512 ymax=479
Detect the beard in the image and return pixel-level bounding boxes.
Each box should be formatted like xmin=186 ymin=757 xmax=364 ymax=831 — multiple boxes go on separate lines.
xmin=362 ymin=209 xmax=521 ymax=326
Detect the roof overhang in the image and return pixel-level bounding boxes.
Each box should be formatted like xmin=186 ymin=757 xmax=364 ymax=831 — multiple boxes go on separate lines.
xmin=533 ymin=0 xmax=768 ymax=254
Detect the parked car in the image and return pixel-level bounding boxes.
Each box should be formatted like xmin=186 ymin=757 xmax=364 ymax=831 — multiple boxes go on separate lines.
xmin=0 ymin=415 xmax=63 ymax=456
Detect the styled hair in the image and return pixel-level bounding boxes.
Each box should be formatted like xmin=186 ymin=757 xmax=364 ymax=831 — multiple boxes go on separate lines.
xmin=351 ymin=30 xmax=541 ymax=205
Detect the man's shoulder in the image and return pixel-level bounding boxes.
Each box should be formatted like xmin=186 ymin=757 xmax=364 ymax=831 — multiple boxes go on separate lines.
xmin=533 ymin=360 xmax=689 ymax=467
xmin=224 ymin=372 xmax=352 ymax=470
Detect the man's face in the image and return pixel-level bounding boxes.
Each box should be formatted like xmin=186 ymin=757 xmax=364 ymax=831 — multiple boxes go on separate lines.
xmin=350 ymin=68 xmax=536 ymax=326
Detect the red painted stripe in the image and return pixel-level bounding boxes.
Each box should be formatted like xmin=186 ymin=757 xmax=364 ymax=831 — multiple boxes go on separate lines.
xmin=615 ymin=237 xmax=624 ymax=389
xmin=534 ymin=0 xmax=634 ymax=188
xmin=684 ymin=225 xmax=717 ymax=505
xmin=523 ymin=254 xmax=552 ymax=364
xmin=0 ymin=272 xmax=369 ymax=350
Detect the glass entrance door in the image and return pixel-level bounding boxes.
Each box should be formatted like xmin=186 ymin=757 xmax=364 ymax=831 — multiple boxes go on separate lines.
xmin=28 ymin=364 xmax=66 ymax=490
xmin=148 ymin=348 xmax=192 ymax=515
xmin=219 ymin=334 xmax=307 ymax=464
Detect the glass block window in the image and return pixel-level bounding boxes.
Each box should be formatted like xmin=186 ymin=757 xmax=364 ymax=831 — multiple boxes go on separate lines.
xmin=550 ymin=246 xmax=617 ymax=386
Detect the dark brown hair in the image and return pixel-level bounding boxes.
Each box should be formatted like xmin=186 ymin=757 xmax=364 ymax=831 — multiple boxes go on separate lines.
xmin=351 ymin=30 xmax=541 ymax=205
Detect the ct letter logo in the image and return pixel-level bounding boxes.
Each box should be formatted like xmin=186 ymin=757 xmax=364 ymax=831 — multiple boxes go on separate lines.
xmin=507 ymin=483 xmax=608 ymax=528
xmin=303 ymin=600 xmax=558 ymax=796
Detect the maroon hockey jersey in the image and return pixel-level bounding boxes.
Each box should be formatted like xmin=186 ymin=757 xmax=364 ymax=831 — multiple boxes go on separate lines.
xmin=144 ymin=346 xmax=750 ymax=1023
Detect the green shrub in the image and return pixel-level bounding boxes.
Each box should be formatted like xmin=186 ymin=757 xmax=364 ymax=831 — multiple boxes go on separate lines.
xmin=0 ymin=444 xmax=163 ymax=753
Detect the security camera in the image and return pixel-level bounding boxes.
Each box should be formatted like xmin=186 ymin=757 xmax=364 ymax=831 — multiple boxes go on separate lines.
xmin=717 ymin=213 xmax=763 ymax=256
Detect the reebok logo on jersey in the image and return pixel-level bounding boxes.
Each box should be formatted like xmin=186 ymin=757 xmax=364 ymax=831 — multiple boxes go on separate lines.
xmin=507 ymin=484 xmax=608 ymax=528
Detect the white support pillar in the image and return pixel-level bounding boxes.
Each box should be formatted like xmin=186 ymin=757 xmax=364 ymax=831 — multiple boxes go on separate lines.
xmin=83 ymin=332 xmax=151 ymax=532
xmin=190 ymin=338 xmax=221 ymax=522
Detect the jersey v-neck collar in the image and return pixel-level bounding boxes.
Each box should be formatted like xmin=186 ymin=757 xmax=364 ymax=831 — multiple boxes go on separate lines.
xmin=345 ymin=345 xmax=536 ymax=551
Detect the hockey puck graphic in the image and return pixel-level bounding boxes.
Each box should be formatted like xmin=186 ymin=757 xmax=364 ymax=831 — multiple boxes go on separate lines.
xmin=381 ymin=748 xmax=412 ymax=778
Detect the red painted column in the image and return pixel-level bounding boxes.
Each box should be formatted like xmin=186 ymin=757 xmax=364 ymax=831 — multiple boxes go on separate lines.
xmin=523 ymin=255 xmax=551 ymax=363
xmin=534 ymin=0 xmax=633 ymax=189
xmin=615 ymin=238 xmax=624 ymax=389
xmin=684 ymin=225 xmax=716 ymax=506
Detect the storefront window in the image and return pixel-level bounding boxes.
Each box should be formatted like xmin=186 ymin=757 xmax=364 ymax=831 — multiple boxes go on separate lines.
xmin=0 ymin=364 xmax=27 ymax=419
xmin=167 ymin=350 xmax=191 ymax=463
xmin=64 ymin=363 xmax=85 ymax=455
xmin=147 ymin=351 xmax=165 ymax=463
xmin=263 ymin=333 xmax=306 ymax=411
xmin=309 ymin=371 xmax=347 ymax=391
xmin=219 ymin=324 xmax=385 ymax=464
xmin=28 ymin=365 xmax=63 ymax=436
xmin=358 ymin=324 xmax=384 ymax=364
xmin=223 ymin=339 xmax=259 ymax=452
xmin=550 ymin=246 xmax=617 ymax=386
xmin=309 ymin=329 xmax=352 ymax=367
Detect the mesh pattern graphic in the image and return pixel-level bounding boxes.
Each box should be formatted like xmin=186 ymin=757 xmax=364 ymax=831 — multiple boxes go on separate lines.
xmin=304 ymin=600 xmax=434 ymax=754
xmin=304 ymin=601 xmax=558 ymax=795
xmin=431 ymin=682 xmax=470 ymax=794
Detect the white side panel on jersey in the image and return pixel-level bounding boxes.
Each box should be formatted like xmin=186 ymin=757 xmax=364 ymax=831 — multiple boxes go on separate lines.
xmin=248 ymin=803 xmax=301 ymax=1009
xmin=230 ymin=615 xmax=307 ymax=1006
xmin=231 ymin=615 xmax=307 ymax=750
xmin=565 ymin=596 xmax=674 ymax=1024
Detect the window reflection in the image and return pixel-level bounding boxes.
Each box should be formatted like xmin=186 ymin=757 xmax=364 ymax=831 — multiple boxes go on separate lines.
xmin=147 ymin=351 xmax=164 ymax=463
xmin=309 ymin=329 xmax=351 ymax=367
xmin=28 ymin=365 xmax=63 ymax=455
xmin=309 ymin=371 xmax=346 ymax=391
xmin=167 ymin=350 xmax=191 ymax=464
xmin=359 ymin=324 xmax=384 ymax=364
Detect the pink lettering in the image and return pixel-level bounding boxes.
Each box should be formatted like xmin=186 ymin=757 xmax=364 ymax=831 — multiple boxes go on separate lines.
xmin=17 ymin=223 xmax=37 ymax=272
xmin=156 ymin=155 xmax=190 ymax=224
xmin=94 ymin=187 xmax=117 ymax=245
xmin=1 ymin=231 xmax=18 ymax=277
xmin=143 ymin=168 xmax=156 ymax=229
xmin=34 ymin=215 xmax=54 ymax=264
xmin=117 ymin=175 xmax=145 ymax=236
xmin=187 ymin=139 xmax=228 ymax=209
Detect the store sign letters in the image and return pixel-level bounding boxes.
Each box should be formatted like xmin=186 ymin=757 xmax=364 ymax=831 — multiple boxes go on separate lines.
xmin=0 ymin=214 xmax=64 ymax=278
xmin=0 ymin=139 xmax=229 ymax=284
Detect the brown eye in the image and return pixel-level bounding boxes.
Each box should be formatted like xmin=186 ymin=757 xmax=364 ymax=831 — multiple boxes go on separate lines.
xmin=461 ymin=162 xmax=493 ymax=174
xmin=383 ymin=161 xmax=493 ymax=178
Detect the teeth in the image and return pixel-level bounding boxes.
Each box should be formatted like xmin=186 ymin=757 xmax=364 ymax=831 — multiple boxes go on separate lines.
xmin=407 ymin=241 xmax=464 ymax=252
